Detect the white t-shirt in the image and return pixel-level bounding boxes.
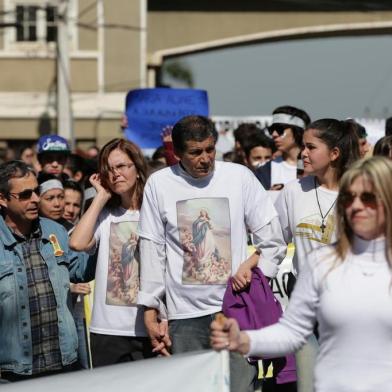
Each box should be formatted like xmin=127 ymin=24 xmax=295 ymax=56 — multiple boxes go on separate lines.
xmin=270 ymin=156 xmax=297 ymax=187
xmin=274 ymin=175 xmax=338 ymax=276
xmin=138 ymin=161 xmax=286 ymax=320
xmin=89 ymin=207 xmax=146 ymax=337
xmin=247 ymin=237 xmax=392 ymax=392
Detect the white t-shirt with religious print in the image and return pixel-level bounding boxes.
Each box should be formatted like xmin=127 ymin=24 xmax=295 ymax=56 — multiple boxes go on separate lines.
xmin=274 ymin=175 xmax=338 ymax=276
xmin=138 ymin=161 xmax=286 ymax=320
xmin=89 ymin=207 xmax=146 ymax=337
xmin=270 ymin=156 xmax=297 ymax=187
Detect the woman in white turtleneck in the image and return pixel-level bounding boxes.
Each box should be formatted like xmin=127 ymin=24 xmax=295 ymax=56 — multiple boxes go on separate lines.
xmin=211 ymin=156 xmax=392 ymax=392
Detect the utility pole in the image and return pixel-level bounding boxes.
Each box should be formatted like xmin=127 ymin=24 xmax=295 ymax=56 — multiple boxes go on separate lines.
xmin=57 ymin=0 xmax=74 ymax=149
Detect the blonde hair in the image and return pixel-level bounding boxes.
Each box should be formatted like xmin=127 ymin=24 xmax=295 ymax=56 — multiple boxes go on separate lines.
xmin=335 ymin=156 xmax=392 ymax=266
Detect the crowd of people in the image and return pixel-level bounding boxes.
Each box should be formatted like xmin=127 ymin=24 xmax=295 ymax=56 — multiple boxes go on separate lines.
xmin=1 ymin=108 xmax=392 ymax=392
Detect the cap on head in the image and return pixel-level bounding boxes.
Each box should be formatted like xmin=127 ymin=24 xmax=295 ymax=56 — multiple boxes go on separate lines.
xmin=37 ymin=135 xmax=70 ymax=155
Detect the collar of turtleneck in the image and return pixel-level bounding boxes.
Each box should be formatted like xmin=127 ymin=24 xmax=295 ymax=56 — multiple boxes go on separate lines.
xmin=352 ymin=235 xmax=387 ymax=263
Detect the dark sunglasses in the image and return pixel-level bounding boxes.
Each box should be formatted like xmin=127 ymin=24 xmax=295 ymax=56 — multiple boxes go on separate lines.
xmin=339 ymin=191 xmax=379 ymax=209
xmin=268 ymin=124 xmax=287 ymax=136
xmin=40 ymin=153 xmax=68 ymax=164
xmin=9 ymin=186 xmax=40 ymax=201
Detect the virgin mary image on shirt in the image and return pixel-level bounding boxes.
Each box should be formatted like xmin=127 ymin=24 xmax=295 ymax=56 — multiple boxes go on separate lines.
xmin=177 ymin=198 xmax=231 ymax=285
xmin=106 ymin=221 xmax=140 ymax=306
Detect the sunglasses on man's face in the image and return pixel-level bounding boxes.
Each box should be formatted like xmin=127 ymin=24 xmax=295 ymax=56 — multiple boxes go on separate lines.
xmin=268 ymin=125 xmax=288 ymax=136
xmin=41 ymin=153 xmax=67 ymax=164
xmin=9 ymin=186 xmax=40 ymax=201
xmin=339 ymin=191 xmax=379 ymax=209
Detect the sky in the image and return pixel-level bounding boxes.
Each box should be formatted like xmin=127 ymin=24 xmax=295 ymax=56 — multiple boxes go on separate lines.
xmin=162 ymin=35 xmax=392 ymax=121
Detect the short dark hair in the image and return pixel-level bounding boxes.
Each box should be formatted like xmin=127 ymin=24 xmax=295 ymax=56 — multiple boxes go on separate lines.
xmin=152 ymin=146 xmax=166 ymax=162
xmin=37 ymin=172 xmax=59 ymax=185
xmin=233 ymin=123 xmax=261 ymax=147
xmin=172 ymin=115 xmax=218 ymax=154
xmin=271 ymin=105 xmax=311 ymax=148
xmin=0 ymin=160 xmax=34 ymax=197
xmin=65 ymin=154 xmax=87 ymax=181
xmin=64 ymin=179 xmax=83 ymax=196
xmin=243 ymin=133 xmax=276 ymax=158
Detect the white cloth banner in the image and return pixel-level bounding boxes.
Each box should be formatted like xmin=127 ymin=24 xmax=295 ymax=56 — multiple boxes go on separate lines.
xmin=1 ymin=350 xmax=230 ymax=392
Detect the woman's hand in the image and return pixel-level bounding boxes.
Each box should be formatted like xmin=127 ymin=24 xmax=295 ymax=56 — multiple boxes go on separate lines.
xmin=210 ymin=317 xmax=250 ymax=355
xmin=89 ymin=173 xmax=112 ymax=202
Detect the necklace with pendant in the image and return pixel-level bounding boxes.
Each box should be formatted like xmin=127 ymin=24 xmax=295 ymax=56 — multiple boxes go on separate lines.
xmin=314 ymin=177 xmax=337 ymax=234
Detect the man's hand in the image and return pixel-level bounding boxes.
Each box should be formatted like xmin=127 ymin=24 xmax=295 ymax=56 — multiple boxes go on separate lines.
xmin=232 ymin=251 xmax=260 ymax=291
xmin=144 ymin=308 xmax=172 ymax=356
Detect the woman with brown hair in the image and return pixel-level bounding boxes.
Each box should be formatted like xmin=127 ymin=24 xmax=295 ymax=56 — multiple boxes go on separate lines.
xmin=70 ymin=138 xmax=153 ymax=367
xmin=211 ymin=156 xmax=392 ymax=392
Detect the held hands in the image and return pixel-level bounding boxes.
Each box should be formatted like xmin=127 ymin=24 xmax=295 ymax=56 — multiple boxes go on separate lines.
xmin=70 ymin=283 xmax=91 ymax=295
xmin=144 ymin=308 xmax=172 ymax=357
xmin=210 ymin=315 xmax=250 ymax=355
xmin=232 ymin=251 xmax=260 ymax=291
xmin=232 ymin=262 xmax=252 ymax=291
xmin=89 ymin=173 xmax=111 ymax=202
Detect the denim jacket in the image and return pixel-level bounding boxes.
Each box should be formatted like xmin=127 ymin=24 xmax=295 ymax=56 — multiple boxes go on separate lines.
xmin=0 ymin=216 xmax=93 ymax=375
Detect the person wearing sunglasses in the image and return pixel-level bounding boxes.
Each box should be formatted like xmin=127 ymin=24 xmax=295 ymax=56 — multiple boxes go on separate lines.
xmin=0 ymin=160 xmax=93 ymax=381
xmin=255 ymin=105 xmax=310 ymax=191
xmin=36 ymin=135 xmax=71 ymax=182
xmin=273 ymin=118 xmax=360 ymax=391
xmin=211 ymin=156 xmax=392 ymax=392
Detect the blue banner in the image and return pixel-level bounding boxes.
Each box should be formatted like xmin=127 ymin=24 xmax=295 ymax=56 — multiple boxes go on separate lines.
xmin=124 ymin=88 xmax=209 ymax=148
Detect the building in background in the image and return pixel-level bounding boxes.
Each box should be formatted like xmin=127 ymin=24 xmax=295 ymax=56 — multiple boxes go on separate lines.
xmin=0 ymin=0 xmax=146 ymax=150
xmin=0 ymin=0 xmax=391 ymax=152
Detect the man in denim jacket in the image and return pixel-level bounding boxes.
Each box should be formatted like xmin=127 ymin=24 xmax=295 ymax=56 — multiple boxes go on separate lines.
xmin=0 ymin=161 xmax=91 ymax=381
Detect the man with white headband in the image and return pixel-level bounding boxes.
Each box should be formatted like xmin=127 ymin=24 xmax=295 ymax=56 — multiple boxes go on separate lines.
xmin=255 ymin=105 xmax=310 ymax=191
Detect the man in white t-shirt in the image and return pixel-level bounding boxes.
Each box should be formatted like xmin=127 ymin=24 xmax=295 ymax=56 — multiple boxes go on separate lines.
xmin=137 ymin=115 xmax=286 ymax=392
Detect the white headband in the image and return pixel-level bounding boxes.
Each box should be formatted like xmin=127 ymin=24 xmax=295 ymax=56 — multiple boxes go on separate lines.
xmin=271 ymin=113 xmax=306 ymax=129
xmin=39 ymin=179 xmax=63 ymax=195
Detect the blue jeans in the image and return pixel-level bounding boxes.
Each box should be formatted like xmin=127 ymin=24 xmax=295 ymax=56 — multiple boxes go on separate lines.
xmin=169 ymin=314 xmax=257 ymax=392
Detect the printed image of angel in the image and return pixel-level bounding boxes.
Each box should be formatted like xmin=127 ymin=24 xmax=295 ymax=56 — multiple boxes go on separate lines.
xmin=106 ymin=221 xmax=140 ymax=306
xmin=192 ymin=208 xmax=220 ymax=264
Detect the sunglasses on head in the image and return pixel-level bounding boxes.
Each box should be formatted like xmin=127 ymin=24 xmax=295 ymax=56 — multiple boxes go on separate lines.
xmin=268 ymin=124 xmax=288 ymax=136
xmin=339 ymin=191 xmax=379 ymax=209
xmin=9 ymin=186 xmax=40 ymax=201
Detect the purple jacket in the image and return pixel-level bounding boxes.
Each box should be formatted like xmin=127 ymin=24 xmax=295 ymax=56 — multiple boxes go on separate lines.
xmin=222 ymin=267 xmax=297 ymax=384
